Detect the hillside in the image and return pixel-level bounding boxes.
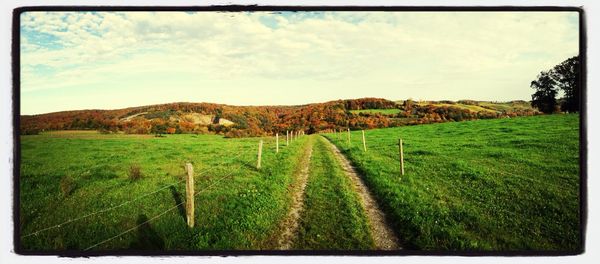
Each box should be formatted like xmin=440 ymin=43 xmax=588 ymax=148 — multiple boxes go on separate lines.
xmin=20 ymin=98 xmax=539 ymax=137
xmin=19 ymin=114 xmax=579 ymax=251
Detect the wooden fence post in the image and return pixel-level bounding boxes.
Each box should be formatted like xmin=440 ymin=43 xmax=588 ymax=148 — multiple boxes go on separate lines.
xmin=276 ymin=133 xmax=279 ymax=153
xmin=399 ymin=139 xmax=404 ymax=176
xmin=347 ymin=128 xmax=351 ymax=146
xmin=286 ymin=130 xmax=289 ymax=146
xmin=362 ymin=130 xmax=367 ymax=152
xmin=257 ymin=140 xmax=263 ymax=169
xmin=185 ymin=163 xmax=195 ymax=228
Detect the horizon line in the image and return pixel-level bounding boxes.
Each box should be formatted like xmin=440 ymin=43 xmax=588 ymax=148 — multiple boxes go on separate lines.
xmin=20 ymin=97 xmax=532 ymax=116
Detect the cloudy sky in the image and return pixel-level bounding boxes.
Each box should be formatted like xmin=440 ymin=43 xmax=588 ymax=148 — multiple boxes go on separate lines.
xmin=20 ymin=11 xmax=579 ymax=115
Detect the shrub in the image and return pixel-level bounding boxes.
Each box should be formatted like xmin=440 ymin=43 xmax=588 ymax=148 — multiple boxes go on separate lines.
xmin=59 ymin=175 xmax=76 ymax=197
xmin=128 ymin=164 xmax=143 ymax=181
xmin=21 ymin=128 xmax=41 ymax=135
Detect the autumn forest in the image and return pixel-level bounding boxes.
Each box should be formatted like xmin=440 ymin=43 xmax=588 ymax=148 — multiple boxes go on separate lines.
xmin=20 ymin=98 xmax=539 ymax=137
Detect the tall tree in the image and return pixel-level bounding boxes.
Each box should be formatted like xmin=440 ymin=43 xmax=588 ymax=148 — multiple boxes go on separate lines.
xmin=531 ymin=71 xmax=559 ymax=114
xmin=552 ymin=56 xmax=580 ymax=112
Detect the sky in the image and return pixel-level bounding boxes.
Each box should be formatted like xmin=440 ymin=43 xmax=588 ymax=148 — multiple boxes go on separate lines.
xmin=20 ymin=11 xmax=579 ymax=115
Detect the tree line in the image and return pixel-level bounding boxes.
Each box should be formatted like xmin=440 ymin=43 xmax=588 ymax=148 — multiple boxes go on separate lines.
xmin=531 ymin=55 xmax=581 ymax=114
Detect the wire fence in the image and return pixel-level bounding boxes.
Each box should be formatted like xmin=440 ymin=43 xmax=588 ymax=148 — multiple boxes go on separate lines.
xmin=20 ymin=137 xmax=291 ymax=239
xmin=21 ymin=149 xmax=251 ymax=238
xmin=21 ymin=134 xmax=310 ymax=251
xmin=319 ymin=133 xmax=560 ymax=224
xmin=82 ymin=133 xmax=308 ymax=250
xmin=84 ymin=163 xmax=241 ymax=251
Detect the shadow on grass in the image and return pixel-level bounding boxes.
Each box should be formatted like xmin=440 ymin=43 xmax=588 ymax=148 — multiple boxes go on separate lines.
xmin=170 ymin=186 xmax=186 ymax=223
xmin=129 ymin=214 xmax=165 ymax=250
xmin=226 ymin=156 xmax=258 ymax=172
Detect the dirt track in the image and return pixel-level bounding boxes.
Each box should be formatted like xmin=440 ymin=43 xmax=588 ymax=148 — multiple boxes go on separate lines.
xmin=323 ymin=137 xmax=401 ymax=250
xmin=276 ymin=137 xmax=314 ymax=250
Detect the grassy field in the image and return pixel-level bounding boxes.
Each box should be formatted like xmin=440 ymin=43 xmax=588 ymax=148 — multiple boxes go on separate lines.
xmin=19 ymin=114 xmax=581 ymax=252
xmin=20 ymin=132 xmax=310 ymax=250
xmin=393 ymin=100 xmax=536 ymax=114
xmin=350 ymin=109 xmax=401 ymax=115
xmin=415 ymin=102 xmax=498 ymax=113
xmin=293 ymin=136 xmax=374 ymax=249
xmin=478 ymin=101 xmax=534 ymax=112
xmin=324 ymin=114 xmax=580 ymax=251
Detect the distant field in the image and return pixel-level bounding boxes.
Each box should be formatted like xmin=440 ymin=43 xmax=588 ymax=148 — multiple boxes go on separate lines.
xmin=416 ymin=103 xmax=498 ymax=113
xmin=350 ymin=109 xmax=401 ymax=115
xmin=325 ymin=114 xmax=580 ymax=250
xmin=41 ymin=130 xmax=154 ymax=139
xmin=478 ymin=101 xmax=534 ymax=112
xmin=20 ymin=132 xmax=310 ymax=250
xmin=393 ymin=100 xmax=536 ymax=114
xmin=44 ymin=130 xmax=99 ymax=134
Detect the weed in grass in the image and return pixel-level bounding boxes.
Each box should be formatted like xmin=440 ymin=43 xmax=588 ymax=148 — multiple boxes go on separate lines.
xmin=59 ymin=175 xmax=76 ymax=197
xmin=128 ymin=164 xmax=143 ymax=181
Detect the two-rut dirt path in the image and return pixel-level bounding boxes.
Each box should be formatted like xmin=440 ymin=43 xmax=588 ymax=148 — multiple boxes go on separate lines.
xmin=276 ymin=135 xmax=400 ymax=250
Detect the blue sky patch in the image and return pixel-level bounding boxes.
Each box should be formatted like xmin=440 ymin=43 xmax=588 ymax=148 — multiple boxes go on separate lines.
xmin=566 ymin=12 xmax=579 ymax=27
xmin=28 ymin=64 xmax=56 ymax=76
xmin=21 ymin=28 xmax=63 ymax=50
xmin=282 ymin=11 xmax=327 ymax=22
xmin=258 ymin=15 xmax=279 ymax=29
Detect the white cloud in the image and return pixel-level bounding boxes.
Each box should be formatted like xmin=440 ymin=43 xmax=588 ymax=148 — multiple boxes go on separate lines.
xmin=20 ymin=11 xmax=579 ymax=114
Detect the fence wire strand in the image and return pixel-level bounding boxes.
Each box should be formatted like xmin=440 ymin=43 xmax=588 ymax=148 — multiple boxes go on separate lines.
xmin=21 ymin=147 xmax=255 ymax=238
xmin=83 ymin=164 xmax=240 ymax=251
xmin=23 ymin=135 xmax=304 ymax=248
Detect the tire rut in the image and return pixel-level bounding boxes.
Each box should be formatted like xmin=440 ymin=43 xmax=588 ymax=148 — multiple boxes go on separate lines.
xmin=323 ymin=136 xmax=401 ymax=250
xmin=276 ymin=137 xmax=314 ymax=250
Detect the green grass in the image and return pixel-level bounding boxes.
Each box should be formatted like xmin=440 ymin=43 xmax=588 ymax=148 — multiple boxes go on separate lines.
xmin=293 ymin=136 xmax=374 ymax=249
xmin=20 ymin=132 xmax=310 ymax=250
xmin=324 ymin=114 xmax=580 ymax=251
xmin=479 ymin=101 xmax=533 ymax=112
xmin=418 ymin=103 xmax=498 ymax=113
xmin=350 ymin=109 xmax=401 ymax=115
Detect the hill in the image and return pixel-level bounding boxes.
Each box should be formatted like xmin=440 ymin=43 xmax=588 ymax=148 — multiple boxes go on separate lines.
xmin=20 ymin=98 xmax=539 ymax=137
